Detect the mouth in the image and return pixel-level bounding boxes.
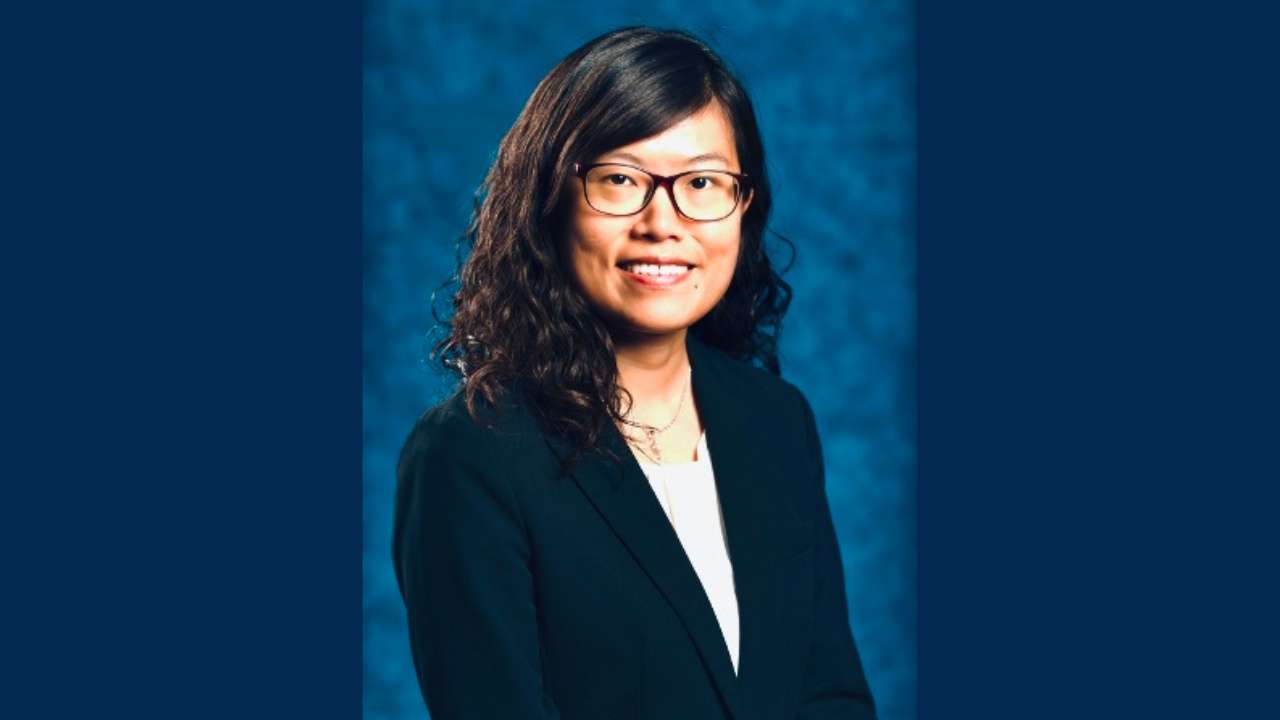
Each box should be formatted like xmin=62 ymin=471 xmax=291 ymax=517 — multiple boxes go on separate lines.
xmin=617 ymin=261 xmax=693 ymax=277
xmin=617 ymin=259 xmax=695 ymax=287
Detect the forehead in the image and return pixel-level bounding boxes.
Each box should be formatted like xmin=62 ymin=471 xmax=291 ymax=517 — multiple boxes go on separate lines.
xmin=593 ymin=103 xmax=740 ymax=171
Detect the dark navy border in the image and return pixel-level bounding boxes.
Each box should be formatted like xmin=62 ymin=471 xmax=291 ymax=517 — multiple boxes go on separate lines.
xmin=6 ymin=2 xmax=361 ymax=718
xmin=922 ymin=1 xmax=1278 ymax=718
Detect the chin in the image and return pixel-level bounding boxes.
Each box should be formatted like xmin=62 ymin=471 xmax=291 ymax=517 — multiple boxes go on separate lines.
xmin=611 ymin=317 xmax=697 ymax=339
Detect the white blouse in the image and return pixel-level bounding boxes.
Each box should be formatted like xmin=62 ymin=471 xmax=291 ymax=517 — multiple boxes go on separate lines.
xmin=636 ymin=432 xmax=740 ymax=674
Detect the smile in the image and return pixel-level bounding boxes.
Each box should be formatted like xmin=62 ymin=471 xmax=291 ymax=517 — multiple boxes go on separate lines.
xmin=618 ymin=262 xmax=692 ymax=277
xmin=617 ymin=260 xmax=694 ymax=288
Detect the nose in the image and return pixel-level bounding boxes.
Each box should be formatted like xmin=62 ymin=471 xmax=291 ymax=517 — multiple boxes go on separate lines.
xmin=634 ymin=182 xmax=683 ymax=240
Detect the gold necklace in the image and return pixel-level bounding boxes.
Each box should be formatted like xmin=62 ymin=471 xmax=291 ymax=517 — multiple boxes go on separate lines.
xmin=620 ymin=368 xmax=691 ymax=465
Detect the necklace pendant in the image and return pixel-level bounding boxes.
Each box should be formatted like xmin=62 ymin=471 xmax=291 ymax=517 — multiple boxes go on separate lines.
xmin=646 ymin=428 xmax=661 ymax=463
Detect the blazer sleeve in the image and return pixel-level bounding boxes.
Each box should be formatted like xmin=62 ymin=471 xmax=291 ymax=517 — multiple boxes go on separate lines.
xmin=392 ymin=408 xmax=563 ymax=720
xmin=795 ymin=390 xmax=880 ymax=720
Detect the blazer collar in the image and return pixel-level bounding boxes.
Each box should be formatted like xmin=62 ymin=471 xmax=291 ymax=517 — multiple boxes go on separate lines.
xmin=544 ymin=336 xmax=785 ymax=720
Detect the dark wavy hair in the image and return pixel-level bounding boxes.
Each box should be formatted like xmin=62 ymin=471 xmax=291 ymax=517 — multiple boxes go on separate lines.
xmin=435 ymin=26 xmax=792 ymax=467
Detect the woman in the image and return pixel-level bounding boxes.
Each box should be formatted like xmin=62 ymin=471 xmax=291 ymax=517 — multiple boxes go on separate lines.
xmin=393 ymin=26 xmax=878 ymax=720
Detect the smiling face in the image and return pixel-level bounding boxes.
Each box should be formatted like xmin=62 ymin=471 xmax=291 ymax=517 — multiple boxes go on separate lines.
xmin=559 ymin=103 xmax=750 ymax=343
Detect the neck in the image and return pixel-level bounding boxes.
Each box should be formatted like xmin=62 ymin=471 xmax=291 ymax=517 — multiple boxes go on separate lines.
xmin=613 ymin=330 xmax=691 ymax=409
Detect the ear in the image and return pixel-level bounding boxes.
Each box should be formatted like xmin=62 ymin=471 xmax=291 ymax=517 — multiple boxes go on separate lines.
xmin=739 ymin=188 xmax=754 ymax=216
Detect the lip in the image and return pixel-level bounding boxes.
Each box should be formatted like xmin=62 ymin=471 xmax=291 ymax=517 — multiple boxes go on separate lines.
xmin=618 ymin=255 xmax=695 ymax=267
xmin=616 ymin=257 xmax=695 ymax=288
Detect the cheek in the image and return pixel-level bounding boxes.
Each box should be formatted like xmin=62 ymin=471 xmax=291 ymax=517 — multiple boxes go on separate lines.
xmin=692 ymin=236 xmax=740 ymax=303
xmin=712 ymin=232 xmax=742 ymax=281
xmin=560 ymin=223 xmax=607 ymax=278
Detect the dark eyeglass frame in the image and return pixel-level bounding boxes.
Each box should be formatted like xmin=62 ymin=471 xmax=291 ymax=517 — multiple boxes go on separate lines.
xmin=573 ymin=162 xmax=752 ymax=222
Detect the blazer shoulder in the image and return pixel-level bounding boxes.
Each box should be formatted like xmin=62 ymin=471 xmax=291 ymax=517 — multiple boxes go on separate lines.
xmin=401 ymin=390 xmax=487 ymax=457
xmin=398 ymin=386 xmax=544 ymax=472
xmin=689 ymin=338 xmax=812 ymax=416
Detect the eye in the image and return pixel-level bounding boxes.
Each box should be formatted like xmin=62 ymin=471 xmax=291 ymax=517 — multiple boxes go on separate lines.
xmin=685 ymin=174 xmax=724 ymax=190
xmin=603 ymin=174 xmax=633 ymax=186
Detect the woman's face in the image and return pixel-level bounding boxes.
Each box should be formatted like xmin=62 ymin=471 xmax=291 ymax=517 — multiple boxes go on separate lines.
xmin=559 ymin=103 xmax=749 ymax=342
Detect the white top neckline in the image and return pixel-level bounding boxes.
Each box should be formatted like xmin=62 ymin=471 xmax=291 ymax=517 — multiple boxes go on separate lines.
xmin=635 ymin=430 xmax=740 ymax=674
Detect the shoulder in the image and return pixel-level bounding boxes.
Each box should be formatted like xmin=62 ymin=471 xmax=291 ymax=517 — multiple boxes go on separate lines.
xmin=396 ymin=386 xmax=549 ymax=492
xmin=400 ymin=384 xmax=544 ymax=458
xmin=399 ymin=390 xmax=494 ymax=460
xmin=688 ymin=336 xmax=813 ymax=420
xmin=392 ymin=386 xmax=558 ymax=561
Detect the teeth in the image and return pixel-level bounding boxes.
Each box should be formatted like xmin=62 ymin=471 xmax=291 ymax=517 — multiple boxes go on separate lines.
xmin=624 ymin=263 xmax=690 ymax=276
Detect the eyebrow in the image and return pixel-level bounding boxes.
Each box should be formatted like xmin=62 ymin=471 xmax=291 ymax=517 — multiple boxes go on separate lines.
xmin=601 ymin=151 xmax=734 ymax=168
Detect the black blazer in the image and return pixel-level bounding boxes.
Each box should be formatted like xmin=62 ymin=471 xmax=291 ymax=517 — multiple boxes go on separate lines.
xmin=393 ymin=337 xmax=878 ymax=720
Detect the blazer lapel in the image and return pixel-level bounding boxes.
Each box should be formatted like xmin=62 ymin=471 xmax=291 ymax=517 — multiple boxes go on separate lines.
xmin=688 ymin=337 xmax=811 ymax=717
xmin=544 ymin=367 xmax=745 ymax=720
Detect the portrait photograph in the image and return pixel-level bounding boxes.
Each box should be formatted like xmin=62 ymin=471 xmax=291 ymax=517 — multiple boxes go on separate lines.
xmin=363 ymin=2 xmax=916 ymax=718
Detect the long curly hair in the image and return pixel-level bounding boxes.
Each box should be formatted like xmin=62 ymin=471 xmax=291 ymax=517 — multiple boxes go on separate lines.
xmin=434 ymin=26 xmax=792 ymax=468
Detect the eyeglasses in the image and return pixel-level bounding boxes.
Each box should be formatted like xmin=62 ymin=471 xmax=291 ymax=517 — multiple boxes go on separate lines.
xmin=573 ymin=163 xmax=751 ymax=222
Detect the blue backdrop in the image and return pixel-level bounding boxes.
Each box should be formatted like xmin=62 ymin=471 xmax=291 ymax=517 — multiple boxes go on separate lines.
xmin=363 ymin=2 xmax=915 ymax=718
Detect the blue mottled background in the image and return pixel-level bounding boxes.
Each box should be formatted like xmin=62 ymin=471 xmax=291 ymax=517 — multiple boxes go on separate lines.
xmin=363 ymin=2 xmax=915 ymax=718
